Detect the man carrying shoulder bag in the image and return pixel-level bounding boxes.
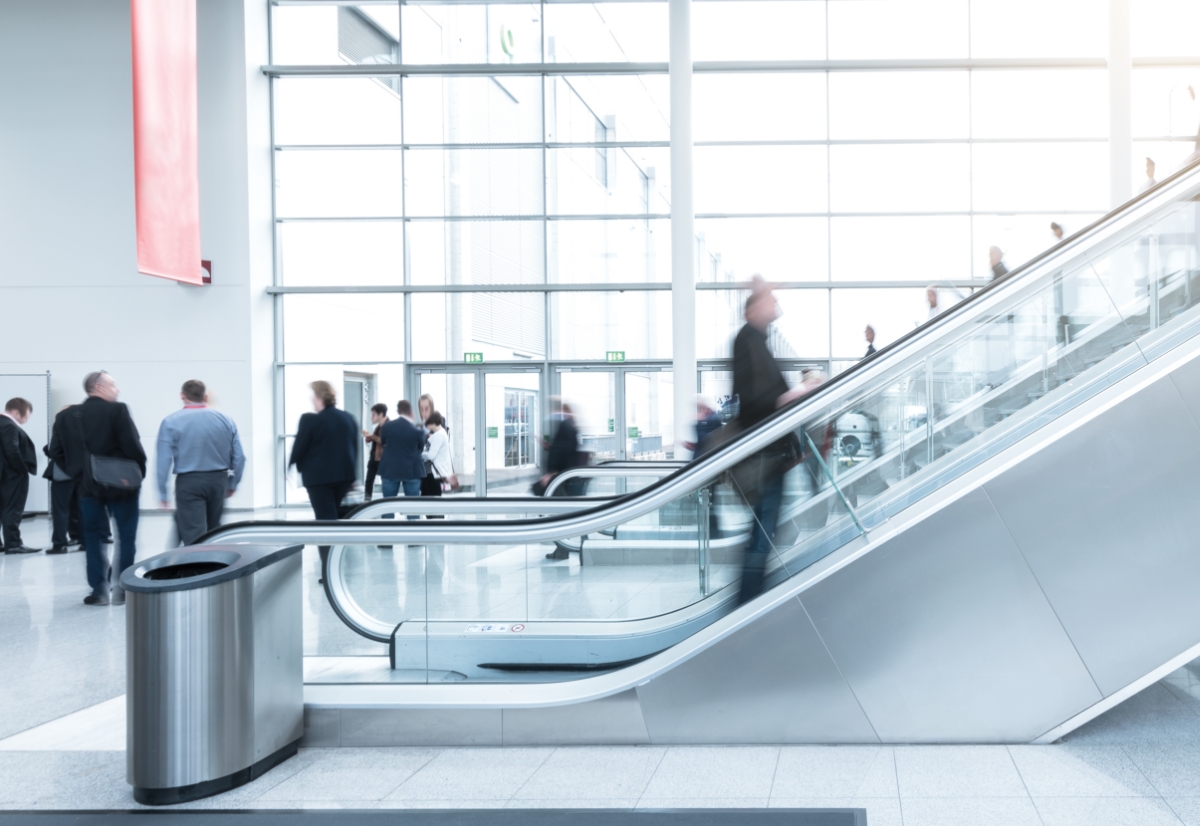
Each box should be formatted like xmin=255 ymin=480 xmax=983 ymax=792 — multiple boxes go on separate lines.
xmin=75 ymin=371 xmax=146 ymax=606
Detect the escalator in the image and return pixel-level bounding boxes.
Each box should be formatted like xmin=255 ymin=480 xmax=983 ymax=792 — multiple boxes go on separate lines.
xmin=207 ymin=159 xmax=1200 ymax=743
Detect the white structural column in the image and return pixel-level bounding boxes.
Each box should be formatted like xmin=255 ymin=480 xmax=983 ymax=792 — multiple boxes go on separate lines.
xmin=669 ymin=0 xmax=697 ymax=459
xmin=1108 ymin=0 xmax=1133 ymax=208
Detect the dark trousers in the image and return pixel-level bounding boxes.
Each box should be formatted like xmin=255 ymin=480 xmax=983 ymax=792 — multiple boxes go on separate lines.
xmin=1 ymin=472 xmax=29 ymax=549
xmin=307 ymin=480 xmax=353 ymax=569
xmin=365 ymin=458 xmax=379 ymax=500
xmin=81 ymin=495 xmax=139 ymax=593
xmin=50 ymin=478 xmax=84 ymax=549
xmin=175 ymin=470 xmax=228 ymax=545
xmin=738 ymin=476 xmax=784 ymax=606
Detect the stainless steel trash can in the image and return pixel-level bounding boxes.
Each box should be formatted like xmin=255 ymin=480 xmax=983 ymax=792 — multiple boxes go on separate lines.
xmin=121 ymin=544 xmax=304 ymax=805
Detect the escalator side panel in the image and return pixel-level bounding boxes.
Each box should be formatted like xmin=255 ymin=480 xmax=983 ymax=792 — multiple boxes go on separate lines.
xmin=636 ymin=596 xmax=880 ymax=744
xmin=985 ymin=360 xmax=1200 ymax=697
xmin=800 ymin=486 xmax=1102 ymax=743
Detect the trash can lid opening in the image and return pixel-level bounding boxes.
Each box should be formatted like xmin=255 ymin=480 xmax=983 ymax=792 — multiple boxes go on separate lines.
xmin=142 ymin=561 xmax=230 ymax=581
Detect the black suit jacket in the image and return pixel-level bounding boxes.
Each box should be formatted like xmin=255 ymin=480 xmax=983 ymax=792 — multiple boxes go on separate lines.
xmin=732 ymin=323 xmax=789 ymax=430
xmin=47 ymin=404 xmax=88 ymax=480
xmin=75 ymin=396 xmax=147 ymax=499
xmin=0 ymin=416 xmax=37 ymax=482
xmin=378 ymin=417 xmax=426 ymax=481
xmin=545 ymin=415 xmax=581 ymax=475
xmin=289 ymin=405 xmax=360 ymax=488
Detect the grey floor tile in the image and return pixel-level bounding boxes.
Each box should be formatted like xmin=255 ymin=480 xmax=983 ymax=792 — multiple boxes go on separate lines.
xmin=256 ymin=747 xmax=440 ymax=801
xmin=385 ymin=747 xmax=553 ymax=801
xmin=1123 ymin=746 xmax=1200 ymax=796
xmin=512 ymin=746 xmax=666 ymax=801
xmin=639 ymin=747 xmax=779 ymax=799
xmin=771 ymin=746 xmax=897 ymax=798
xmin=1033 ymin=796 xmax=1184 ymax=826
xmin=769 ymin=798 xmax=900 ymax=826
xmin=635 ymin=798 xmax=771 ymax=809
xmin=1008 ymin=745 xmax=1158 ymax=797
xmin=1164 ymin=797 xmax=1200 ymax=826
xmin=0 ymin=751 xmax=127 ymax=808
xmin=900 ymin=796 xmax=1043 ymax=826
xmin=894 ymin=746 xmax=1029 ymax=798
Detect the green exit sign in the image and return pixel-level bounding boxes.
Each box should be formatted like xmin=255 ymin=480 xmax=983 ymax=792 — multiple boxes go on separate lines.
xmin=628 ymin=426 xmax=640 ymax=438
xmin=487 ymin=426 xmax=499 ymax=438
xmin=464 ymin=352 xmax=484 ymax=364
xmin=605 ymin=351 xmax=625 ymax=363
xmin=607 ymin=418 xmax=615 ymax=433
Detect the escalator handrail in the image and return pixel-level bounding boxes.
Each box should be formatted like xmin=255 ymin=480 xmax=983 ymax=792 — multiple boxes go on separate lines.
xmin=203 ymin=159 xmax=1200 ymax=551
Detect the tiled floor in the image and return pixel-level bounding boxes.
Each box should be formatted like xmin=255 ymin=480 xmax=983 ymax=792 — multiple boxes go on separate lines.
xmin=6 ymin=511 xmax=1200 ymax=823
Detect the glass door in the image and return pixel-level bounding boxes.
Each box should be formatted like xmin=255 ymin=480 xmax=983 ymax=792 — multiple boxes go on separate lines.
xmin=557 ymin=369 xmax=617 ymax=464
xmin=484 ymin=370 xmax=542 ymax=496
xmin=415 ymin=370 xmax=477 ymax=495
xmin=623 ymin=369 xmax=674 ymax=460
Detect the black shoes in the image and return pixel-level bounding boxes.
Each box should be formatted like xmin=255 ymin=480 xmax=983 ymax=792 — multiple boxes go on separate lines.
xmin=5 ymin=545 xmax=41 ymax=554
xmin=545 ymin=549 xmax=570 ymax=561
xmin=83 ymin=590 xmax=110 ymax=606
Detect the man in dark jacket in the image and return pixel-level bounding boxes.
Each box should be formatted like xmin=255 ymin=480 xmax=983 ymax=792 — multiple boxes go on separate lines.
xmin=44 ymin=404 xmax=86 ymax=554
xmin=378 ymin=400 xmax=426 ymax=520
xmin=1 ymin=398 xmax=40 ymax=554
xmin=72 ymin=372 xmax=147 ymax=605
xmin=731 ymin=284 xmax=805 ymax=605
xmin=288 ymin=380 xmax=360 ymax=570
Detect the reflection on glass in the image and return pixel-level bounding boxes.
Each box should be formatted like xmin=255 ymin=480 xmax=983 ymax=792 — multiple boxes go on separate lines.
xmin=272 ymin=4 xmax=400 ymax=66
xmin=408 ymin=221 xmax=544 ymax=285
xmin=559 ymin=370 xmax=616 ymax=463
xmin=405 ymin=148 xmax=544 ymax=217
xmin=625 ymin=371 xmax=674 ymax=459
xmin=551 ymin=292 xmax=671 ymax=360
xmin=547 ymin=75 xmax=670 ymax=144
xmin=485 ymin=372 xmax=542 ymax=495
xmin=403 ymin=75 xmax=542 ymax=145
xmin=548 ymin=219 xmax=670 ymax=283
xmin=402 ymin=3 xmax=542 ymax=64
xmin=544 ymin=2 xmax=667 ymax=63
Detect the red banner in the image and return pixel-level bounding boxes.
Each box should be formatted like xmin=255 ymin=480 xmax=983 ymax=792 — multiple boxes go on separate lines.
xmin=131 ymin=0 xmax=201 ymax=285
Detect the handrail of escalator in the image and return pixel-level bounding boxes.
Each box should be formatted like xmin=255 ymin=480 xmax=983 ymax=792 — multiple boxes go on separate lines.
xmin=543 ymin=463 xmax=682 ymax=496
xmin=336 ymin=462 xmax=686 ymax=519
xmin=201 ymin=159 xmax=1200 ymax=551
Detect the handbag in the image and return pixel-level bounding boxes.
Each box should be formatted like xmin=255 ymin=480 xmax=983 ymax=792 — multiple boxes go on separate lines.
xmin=89 ymin=454 xmax=144 ymax=493
xmin=729 ymin=432 xmax=801 ymax=506
xmin=440 ymin=453 xmax=460 ymax=493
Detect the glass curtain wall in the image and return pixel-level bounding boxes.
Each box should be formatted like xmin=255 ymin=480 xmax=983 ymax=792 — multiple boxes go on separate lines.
xmin=269 ymin=0 xmax=1200 ymax=503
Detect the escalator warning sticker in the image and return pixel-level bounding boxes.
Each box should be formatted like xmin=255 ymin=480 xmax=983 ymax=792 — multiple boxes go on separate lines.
xmin=512 ymin=624 xmax=525 ymax=632
xmin=467 ymin=624 xmax=511 ymax=632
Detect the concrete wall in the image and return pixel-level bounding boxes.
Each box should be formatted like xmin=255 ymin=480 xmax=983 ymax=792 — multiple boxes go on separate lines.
xmin=0 ymin=0 xmax=275 ymax=508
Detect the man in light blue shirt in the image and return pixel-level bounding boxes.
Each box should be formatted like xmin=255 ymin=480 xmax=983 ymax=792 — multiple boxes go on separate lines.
xmin=157 ymin=380 xmax=246 ymax=545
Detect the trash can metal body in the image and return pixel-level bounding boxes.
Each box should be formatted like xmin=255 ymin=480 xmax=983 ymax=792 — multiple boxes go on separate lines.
xmin=123 ymin=544 xmax=303 ymax=804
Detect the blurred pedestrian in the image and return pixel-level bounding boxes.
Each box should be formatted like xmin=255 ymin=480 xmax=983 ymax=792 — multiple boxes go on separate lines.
xmin=687 ymin=397 xmax=723 ymax=459
xmin=731 ymin=283 xmax=806 ymax=605
xmin=156 ymin=380 xmax=245 ymax=545
xmin=288 ymin=380 xmax=360 ymax=577
xmin=863 ymin=324 xmax=877 ymax=358
xmin=1140 ymin=157 xmax=1157 ymax=193
xmin=1 ymin=398 xmax=40 ymax=555
xmin=75 ymin=372 xmax=146 ymax=606
xmin=362 ymin=402 xmax=388 ymax=500
xmin=989 ymin=246 xmax=1009 ymax=281
xmin=925 ymin=286 xmax=942 ymax=320
xmin=1050 ymin=222 xmax=1065 ymax=243
xmin=378 ymin=400 xmax=425 ymax=520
